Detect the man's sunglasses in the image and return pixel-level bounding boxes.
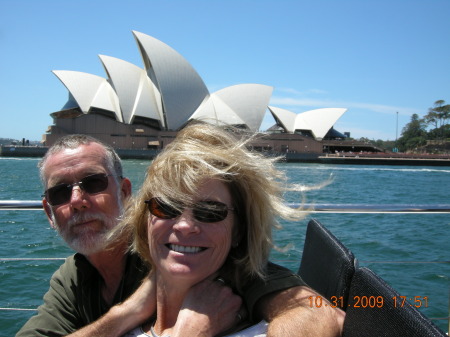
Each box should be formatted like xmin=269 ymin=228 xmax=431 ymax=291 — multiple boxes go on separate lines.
xmin=44 ymin=173 xmax=113 ymax=206
xmin=145 ymin=197 xmax=234 ymax=223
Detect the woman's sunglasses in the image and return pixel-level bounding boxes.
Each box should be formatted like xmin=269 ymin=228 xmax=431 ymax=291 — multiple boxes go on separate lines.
xmin=44 ymin=173 xmax=113 ymax=206
xmin=145 ymin=197 xmax=234 ymax=223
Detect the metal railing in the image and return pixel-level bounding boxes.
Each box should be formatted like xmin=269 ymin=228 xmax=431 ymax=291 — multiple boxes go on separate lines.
xmin=1 ymin=200 xmax=449 ymax=333
xmin=2 ymin=200 xmax=450 ymax=213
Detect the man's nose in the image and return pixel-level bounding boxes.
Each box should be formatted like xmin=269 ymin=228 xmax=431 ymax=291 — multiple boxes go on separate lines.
xmin=69 ymin=186 xmax=90 ymax=210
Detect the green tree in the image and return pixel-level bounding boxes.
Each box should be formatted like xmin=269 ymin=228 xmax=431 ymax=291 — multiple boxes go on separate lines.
xmin=423 ymin=100 xmax=450 ymax=141
xmin=428 ymin=124 xmax=450 ymax=140
xmin=397 ymin=113 xmax=427 ymax=152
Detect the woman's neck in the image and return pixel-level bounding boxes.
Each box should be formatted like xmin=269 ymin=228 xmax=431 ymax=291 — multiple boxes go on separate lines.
xmin=151 ymin=275 xmax=191 ymax=336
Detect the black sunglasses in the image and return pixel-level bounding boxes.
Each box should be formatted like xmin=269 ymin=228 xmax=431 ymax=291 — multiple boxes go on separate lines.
xmin=44 ymin=173 xmax=113 ymax=206
xmin=145 ymin=197 xmax=234 ymax=223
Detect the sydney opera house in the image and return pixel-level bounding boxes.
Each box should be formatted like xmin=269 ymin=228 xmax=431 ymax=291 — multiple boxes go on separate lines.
xmin=43 ymin=31 xmax=375 ymax=158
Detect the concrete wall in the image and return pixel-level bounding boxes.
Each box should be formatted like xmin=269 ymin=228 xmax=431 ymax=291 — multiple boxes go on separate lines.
xmin=0 ymin=146 xmax=48 ymax=157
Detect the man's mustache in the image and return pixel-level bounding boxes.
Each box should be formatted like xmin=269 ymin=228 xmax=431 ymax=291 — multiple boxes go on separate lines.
xmin=67 ymin=212 xmax=112 ymax=228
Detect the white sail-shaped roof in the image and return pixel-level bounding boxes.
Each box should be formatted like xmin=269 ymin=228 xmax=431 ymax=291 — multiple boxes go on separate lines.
xmin=213 ymin=84 xmax=273 ymax=132
xmin=210 ymin=95 xmax=248 ymax=126
xmin=99 ymin=55 xmax=164 ymax=127
xmin=132 ymin=31 xmax=210 ymax=130
xmin=53 ymin=32 xmax=324 ymax=134
xmin=269 ymin=106 xmax=347 ymax=139
xmin=190 ymin=95 xmax=247 ymax=127
xmin=52 ymin=70 xmax=122 ymax=122
xmin=295 ymin=108 xmax=346 ymax=139
xmin=268 ymin=106 xmax=297 ymax=133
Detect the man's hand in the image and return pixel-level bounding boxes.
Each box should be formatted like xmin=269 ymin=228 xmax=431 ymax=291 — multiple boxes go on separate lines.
xmin=173 ymin=276 xmax=243 ymax=337
xmin=258 ymin=286 xmax=345 ymax=337
xmin=116 ymin=272 xmax=157 ymax=324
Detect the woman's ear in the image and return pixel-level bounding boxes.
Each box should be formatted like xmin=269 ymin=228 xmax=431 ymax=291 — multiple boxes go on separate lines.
xmin=232 ymin=226 xmax=242 ymax=248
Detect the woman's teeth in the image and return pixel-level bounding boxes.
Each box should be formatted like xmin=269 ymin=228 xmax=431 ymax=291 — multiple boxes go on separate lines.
xmin=169 ymin=244 xmax=204 ymax=253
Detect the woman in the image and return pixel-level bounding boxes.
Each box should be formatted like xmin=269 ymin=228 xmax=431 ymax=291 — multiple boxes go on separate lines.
xmin=122 ymin=123 xmax=306 ymax=337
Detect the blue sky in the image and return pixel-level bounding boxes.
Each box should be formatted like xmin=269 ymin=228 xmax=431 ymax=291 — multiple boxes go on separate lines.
xmin=1 ymin=0 xmax=449 ymax=141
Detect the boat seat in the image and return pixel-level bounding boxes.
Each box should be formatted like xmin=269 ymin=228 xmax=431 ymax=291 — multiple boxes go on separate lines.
xmin=298 ymin=219 xmax=356 ymax=309
xmin=342 ymin=267 xmax=447 ymax=337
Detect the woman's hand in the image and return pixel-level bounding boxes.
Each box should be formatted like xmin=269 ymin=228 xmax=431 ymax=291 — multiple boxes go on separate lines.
xmin=172 ymin=275 xmax=243 ymax=337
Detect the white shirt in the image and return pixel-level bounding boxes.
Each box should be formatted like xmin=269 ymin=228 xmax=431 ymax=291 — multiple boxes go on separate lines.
xmin=122 ymin=320 xmax=268 ymax=337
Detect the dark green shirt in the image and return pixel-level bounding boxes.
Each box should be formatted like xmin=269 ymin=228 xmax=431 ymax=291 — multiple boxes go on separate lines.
xmin=16 ymin=253 xmax=148 ymax=337
xmin=16 ymin=254 xmax=305 ymax=336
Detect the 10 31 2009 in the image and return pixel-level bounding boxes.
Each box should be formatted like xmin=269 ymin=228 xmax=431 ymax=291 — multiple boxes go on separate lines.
xmin=308 ymin=295 xmax=429 ymax=309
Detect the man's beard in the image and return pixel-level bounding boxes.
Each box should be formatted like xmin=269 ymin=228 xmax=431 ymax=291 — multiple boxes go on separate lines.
xmin=52 ymin=206 xmax=122 ymax=256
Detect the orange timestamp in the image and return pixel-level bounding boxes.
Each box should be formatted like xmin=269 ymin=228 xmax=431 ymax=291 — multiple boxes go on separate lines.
xmin=308 ymin=295 xmax=429 ymax=309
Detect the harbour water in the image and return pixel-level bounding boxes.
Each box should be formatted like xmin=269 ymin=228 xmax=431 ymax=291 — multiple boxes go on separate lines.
xmin=0 ymin=157 xmax=449 ymax=334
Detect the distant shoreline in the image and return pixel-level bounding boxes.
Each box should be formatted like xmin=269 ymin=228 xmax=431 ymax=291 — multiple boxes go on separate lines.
xmin=286 ymin=153 xmax=450 ymax=166
xmin=2 ymin=145 xmax=450 ymax=166
xmin=315 ymin=156 xmax=450 ymax=166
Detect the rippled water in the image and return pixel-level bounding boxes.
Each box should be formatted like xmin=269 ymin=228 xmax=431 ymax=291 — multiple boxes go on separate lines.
xmin=1 ymin=158 xmax=449 ymax=334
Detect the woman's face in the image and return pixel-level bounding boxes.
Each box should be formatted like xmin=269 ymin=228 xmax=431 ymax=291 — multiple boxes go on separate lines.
xmin=147 ymin=178 xmax=234 ymax=286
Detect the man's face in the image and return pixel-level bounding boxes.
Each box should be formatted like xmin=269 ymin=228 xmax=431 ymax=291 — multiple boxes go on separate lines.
xmin=42 ymin=143 xmax=129 ymax=256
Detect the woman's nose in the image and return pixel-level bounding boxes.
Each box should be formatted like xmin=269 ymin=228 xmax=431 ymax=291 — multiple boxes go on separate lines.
xmin=173 ymin=210 xmax=200 ymax=234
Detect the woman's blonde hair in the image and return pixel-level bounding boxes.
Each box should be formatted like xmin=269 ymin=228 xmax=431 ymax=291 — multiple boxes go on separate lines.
xmin=121 ymin=122 xmax=305 ymax=289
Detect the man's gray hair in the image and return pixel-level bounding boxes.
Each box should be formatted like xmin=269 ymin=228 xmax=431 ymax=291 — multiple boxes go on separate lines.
xmin=38 ymin=134 xmax=123 ymax=187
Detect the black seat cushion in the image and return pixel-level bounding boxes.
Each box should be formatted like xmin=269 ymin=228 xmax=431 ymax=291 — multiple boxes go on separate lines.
xmin=298 ymin=219 xmax=355 ymax=309
xmin=342 ymin=267 xmax=446 ymax=337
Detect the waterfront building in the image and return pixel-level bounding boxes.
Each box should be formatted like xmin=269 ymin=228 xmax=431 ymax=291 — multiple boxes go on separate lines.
xmin=42 ymin=31 xmax=376 ymax=156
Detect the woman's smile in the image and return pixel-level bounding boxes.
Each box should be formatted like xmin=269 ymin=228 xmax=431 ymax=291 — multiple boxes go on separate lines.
xmin=166 ymin=243 xmax=207 ymax=254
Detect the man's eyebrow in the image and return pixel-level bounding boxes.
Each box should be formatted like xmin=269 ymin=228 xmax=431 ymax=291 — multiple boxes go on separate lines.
xmin=48 ymin=171 xmax=106 ymax=186
xmin=46 ymin=176 xmax=69 ymax=187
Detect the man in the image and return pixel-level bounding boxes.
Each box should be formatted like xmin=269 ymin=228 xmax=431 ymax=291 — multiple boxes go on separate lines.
xmin=17 ymin=134 xmax=344 ymax=337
